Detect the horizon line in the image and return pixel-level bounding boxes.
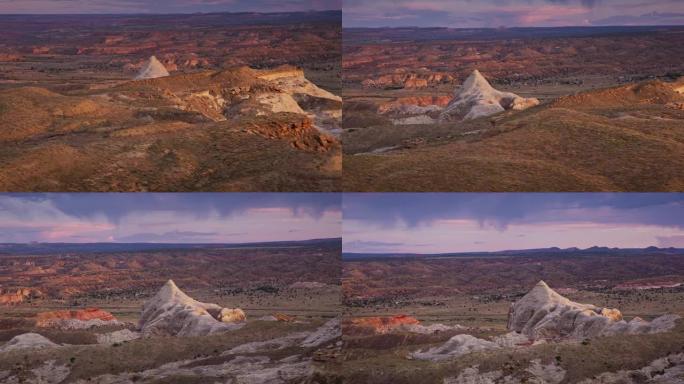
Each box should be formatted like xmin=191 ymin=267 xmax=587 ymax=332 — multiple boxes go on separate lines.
xmin=342 ymin=245 xmax=682 ymax=255
xmin=0 ymin=9 xmax=341 ymax=16
xmin=342 ymin=24 xmax=684 ymax=29
xmin=0 ymin=237 xmax=342 ymax=245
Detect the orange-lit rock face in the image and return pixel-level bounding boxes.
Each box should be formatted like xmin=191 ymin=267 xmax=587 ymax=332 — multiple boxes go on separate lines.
xmin=36 ymin=308 xmax=116 ymax=327
xmin=348 ymin=315 xmax=420 ymax=334
xmin=362 ymin=71 xmax=454 ymax=89
xmin=0 ymin=288 xmax=41 ymax=305
xmin=378 ymin=96 xmax=452 ymax=114
xmin=599 ymin=308 xmax=623 ymax=322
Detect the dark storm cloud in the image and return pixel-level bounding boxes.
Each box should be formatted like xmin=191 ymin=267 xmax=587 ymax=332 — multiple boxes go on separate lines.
xmin=0 ymin=193 xmax=341 ymax=243
xmin=0 ymin=0 xmax=341 ymax=14
xmin=5 ymin=193 xmax=341 ymax=223
xmin=342 ymin=193 xmax=684 ymax=229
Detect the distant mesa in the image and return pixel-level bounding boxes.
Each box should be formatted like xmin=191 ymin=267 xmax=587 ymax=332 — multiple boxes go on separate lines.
xmin=36 ymin=308 xmax=120 ymax=330
xmin=135 ymin=56 xmax=170 ymax=80
xmin=440 ymin=69 xmax=540 ymax=121
xmin=139 ymin=280 xmax=246 ymax=337
xmin=508 ymin=280 xmax=680 ymax=340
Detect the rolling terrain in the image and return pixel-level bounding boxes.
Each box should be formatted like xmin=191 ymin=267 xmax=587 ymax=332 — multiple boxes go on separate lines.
xmin=0 ymin=12 xmax=342 ymax=192
xmin=335 ymin=247 xmax=684 ymax=383
xmin=342 ymin=26 xmax=684 ymax=192
xmin=0 ymin=239 xmax=342 ymax=383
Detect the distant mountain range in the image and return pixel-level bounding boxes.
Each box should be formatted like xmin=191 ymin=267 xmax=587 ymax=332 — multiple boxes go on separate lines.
xmin=343 ymin=246 xmax=684 ymax=261
xmin=343 ymin=25 xmax=684 ymax=44
xmin=0 ymin=238 xmax=341 ymax=255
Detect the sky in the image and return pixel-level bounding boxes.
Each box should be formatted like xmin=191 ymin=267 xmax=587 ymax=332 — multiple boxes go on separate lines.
xmin=343 ymin=193 xmax=684 ymax=253
xmin=344 ymin=0 xmax=684 ymax=28
xmin=0 ymin=0 xmax=340 ymax=14
xmin=0 ymin=193 xmax=341 ymax=243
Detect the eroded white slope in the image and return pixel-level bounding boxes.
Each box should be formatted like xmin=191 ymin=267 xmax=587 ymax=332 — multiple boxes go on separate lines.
xmin=139 ymin=280 xmax=245 ymax=337
xmin=440 ymin=70 xmax=539 ymax=121
xmin=0 ymin=333 xmax=59 ymax=352
xmin=509 ymin=281 xmax=680 ymax=340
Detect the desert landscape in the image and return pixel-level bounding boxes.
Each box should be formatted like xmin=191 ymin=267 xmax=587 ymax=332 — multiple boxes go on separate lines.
xmin=337 ymin=193 xmax=684 ymax=383
xmin=0 ymin=11 xmax=342 ymax=191
xmin=0 ymin=239 xmax=342 ymax=383
xmin=342 ymin=26 xmax=684 ymax=191
xmin=338 ymin=248 xmax=684 ymax=383
xmin=0 ymin=192 xmax=343 ymax=383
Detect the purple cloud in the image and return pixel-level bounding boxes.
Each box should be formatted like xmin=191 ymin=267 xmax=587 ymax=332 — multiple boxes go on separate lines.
xmin=343 ymin=0 xmax=684 ymax=27
xmin=343 ymin=193 xmax=684 ymax=253
xmin=0 ymin=193 xmax=341 ymax=243
xmin=0 ymin=0 xmax=341 ymax=14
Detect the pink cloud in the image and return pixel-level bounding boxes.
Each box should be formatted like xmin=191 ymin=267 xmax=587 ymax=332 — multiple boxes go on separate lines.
xmin=512 ymin=5 xmax=590 ymax=26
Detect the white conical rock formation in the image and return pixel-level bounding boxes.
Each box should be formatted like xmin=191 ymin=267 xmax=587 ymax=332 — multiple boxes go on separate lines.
xmin=440 ymin=69 xmax=539 ymax=121
xmin=135 ymin=56 xmax=170 ymax=80
xmin=508 ymin=281 xmax=679 ymax=340
xmin=139 ymin=280 xmax=246 ymax=337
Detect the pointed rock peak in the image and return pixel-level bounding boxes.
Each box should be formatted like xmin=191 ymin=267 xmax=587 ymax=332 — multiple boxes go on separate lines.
xmin=530 ymin=280 xmax=557 ymax=296
xmin=462 ymin=69 xmax=493 ymax=91
xmin=154 ymin=279 xmax=193 ymax=304
xmin=135 ymin=56 xmax=170 ymax=80
xmin=521 ymin=280 xmax=570 ymax=306
xmin=164 ymin=279 xmax=178 ymax=290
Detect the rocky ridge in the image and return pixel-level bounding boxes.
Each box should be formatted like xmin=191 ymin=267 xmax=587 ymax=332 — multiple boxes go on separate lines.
xmin=410 ymin=281 xmax=680 ymax=362
xmin=508 ymin=281 xmax=680 ymax=340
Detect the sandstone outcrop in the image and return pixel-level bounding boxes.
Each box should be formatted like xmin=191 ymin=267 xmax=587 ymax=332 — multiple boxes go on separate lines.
xmin=0 ymin=333 xmax=59 ymax=352
xmin=139 ymin=280 xmax=246 ymax=337
xmin=443 ymin=360 xmax=566 ymax=384
xmin=96 ymin=329 xmax=141 ymax=344
xmin=346 ymin=315 xmax=465 ymax=335
xmin=410 ymin=334 xmax=500 ymax=361
xmin=135 ymin=56 xmax=170 ymax=80
xmin=36 ymin=308 xmax=120 ymax=329
xmin=674 ymin=77 xmax=684 ymax=94
xmin=347 ymin=315 xmax=420 ymax=334
xmin=362 ymin=70 xmax=454 ymax=89
xmin=0 ymin=288 xmax=41 ymax=305
xmin=440 ymin=70 xmax=539 ymax=121
xmin=301 ymin=318 xmax=341 ymax=348
xmin=378 ymin=95 xmax=451 ymax=115
xmin=508 ymin=281 xmax=680 ymax=340
xmin=410 ymin=281 xmax=679 ymax=362
xmin=577 ymin=353 xmax=684 ymax=384
xmin=259 ymin=67 xmax=341 ymax=103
